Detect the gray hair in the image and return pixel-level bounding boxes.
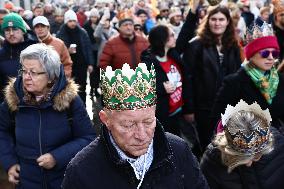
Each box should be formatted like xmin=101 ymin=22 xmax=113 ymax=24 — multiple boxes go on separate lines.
xmin=214 ymin=111 xmax=274 ymax=173
xmin=20 ymin=43 xmax=61 ymax=81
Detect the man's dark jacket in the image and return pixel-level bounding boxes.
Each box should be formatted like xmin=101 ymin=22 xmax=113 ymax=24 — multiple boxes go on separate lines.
xmin=62 ymin=122 xmax=209 ymax=189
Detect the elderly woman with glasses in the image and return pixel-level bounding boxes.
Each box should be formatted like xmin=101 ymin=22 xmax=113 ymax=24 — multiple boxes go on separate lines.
xmin=211 ymin=25 xmax=284 ymax=133
xmin=0 ymin=44 xmax=96 ymax=189
xmin=201 ymin=100 xmax=284 ymax=189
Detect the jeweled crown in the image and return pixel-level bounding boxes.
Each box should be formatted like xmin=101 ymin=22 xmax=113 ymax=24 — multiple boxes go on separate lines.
xmin=222 ymin=100 xmax=272 ymax=155
xmin=100 ymin=63 xmax=156 ymax=110
xmin=244 ymin=22 xmax=274 ymax=45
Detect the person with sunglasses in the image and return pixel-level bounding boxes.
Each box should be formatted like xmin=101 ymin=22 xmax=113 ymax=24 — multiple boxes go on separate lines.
xmin=211 ymin=25 xmax=284 ymax=134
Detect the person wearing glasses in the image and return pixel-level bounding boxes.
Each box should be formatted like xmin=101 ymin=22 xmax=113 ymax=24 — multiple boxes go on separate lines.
xmin=0 ymin=43 xmax=96 ymax=189
xmin=201 ymin=100 xmax=284 ymax=189
xmin=62 ymin=63 xmax=209 ymax=189
xmin=0 ymin=13 xmax=37 ymax=103
xmin=211 ymin=25 xmax=284 ymax=133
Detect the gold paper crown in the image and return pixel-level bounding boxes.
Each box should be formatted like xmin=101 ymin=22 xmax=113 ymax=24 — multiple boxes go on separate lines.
xmin=222 ymin=100 xmax=272 ymax=155
xmin=100 ymin=63 xmax=156 ymax=110
xmin=273 ymin=0 xmax=284 ymax=14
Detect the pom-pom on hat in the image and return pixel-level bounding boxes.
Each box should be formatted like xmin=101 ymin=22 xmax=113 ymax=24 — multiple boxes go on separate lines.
xmin=244 ymin=23 xmax=279 ymax=60
xmin=1 ymin=13 xmax=27 ymax=34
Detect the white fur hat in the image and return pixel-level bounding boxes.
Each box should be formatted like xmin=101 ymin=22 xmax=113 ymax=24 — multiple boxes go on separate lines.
xmin=64 ymin=10 xmax=78 ymax=24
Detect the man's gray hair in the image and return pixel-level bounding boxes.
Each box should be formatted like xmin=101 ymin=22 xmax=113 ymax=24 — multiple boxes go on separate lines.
xmin=20 ymin=43 xmax=61 ymax=81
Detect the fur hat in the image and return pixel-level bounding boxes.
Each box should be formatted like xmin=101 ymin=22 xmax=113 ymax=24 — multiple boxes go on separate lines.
xmin=2 ymin=13 xmax=26 ymax=34
xmin=64 ymin=10 xmax=78 ymax=24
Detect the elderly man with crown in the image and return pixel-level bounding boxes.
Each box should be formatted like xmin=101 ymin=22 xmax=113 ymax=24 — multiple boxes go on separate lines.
xmin=62 ymin=63 xmax=209 ymax=189
xmin=211 ymin=22 xmax=284 ymax=133
xmin=200 ymin=100 xmax=284 ymax=189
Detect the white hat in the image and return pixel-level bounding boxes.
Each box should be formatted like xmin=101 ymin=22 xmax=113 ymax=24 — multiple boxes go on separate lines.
xmin=33 ymin=16 xmax=50 ymax=27
xmin=89 ymin=8 xmax=100 ymax=17
xmin=64 ymin=10 xmax=78 ymax=24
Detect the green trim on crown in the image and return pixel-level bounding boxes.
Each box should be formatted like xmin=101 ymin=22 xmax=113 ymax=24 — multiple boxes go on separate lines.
xmin=101 ymin=63 xmax=156 ymax=110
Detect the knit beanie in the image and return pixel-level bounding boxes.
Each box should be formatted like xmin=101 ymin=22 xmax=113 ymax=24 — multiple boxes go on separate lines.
xmin=2 ymin=13 xmax=27 ymax=33
xmin=244 ymin=36 xmax=279 ymax=60
xmin=118 ymin=18 xmax=134 ymax=27
xmin=89 ymin=8 xmax=100 ymax=18
xmin=64 ymin=10 xmax=78 ymax=24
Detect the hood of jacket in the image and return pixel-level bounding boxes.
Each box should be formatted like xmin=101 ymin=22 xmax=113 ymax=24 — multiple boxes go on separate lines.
xmin=4 ymin=65 xmax=78 ymax=112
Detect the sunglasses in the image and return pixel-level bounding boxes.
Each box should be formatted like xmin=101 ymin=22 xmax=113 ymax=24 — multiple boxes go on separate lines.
xmin=259 ymin=50 xmax=280 ymax=59
xmin=134 ymin=27 xmax=142 ymax=31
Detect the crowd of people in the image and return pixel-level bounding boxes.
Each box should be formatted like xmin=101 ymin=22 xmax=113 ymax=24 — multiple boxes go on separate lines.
xmin=0 ymin=0 xmax=284 ymax=188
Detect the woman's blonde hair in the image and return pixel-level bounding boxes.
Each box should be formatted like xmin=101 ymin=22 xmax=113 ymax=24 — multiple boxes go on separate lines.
xmin=214 ymin=111 xmax=274 ymax=173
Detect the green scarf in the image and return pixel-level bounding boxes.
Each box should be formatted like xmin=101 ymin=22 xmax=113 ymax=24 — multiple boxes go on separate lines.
xmin=244 ymin=63 xmax=279 ymax=104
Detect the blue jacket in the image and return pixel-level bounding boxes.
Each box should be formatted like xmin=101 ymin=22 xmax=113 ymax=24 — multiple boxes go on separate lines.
xmin=0 ymin=36 xmax=37 ymax=102
xmin=0 ymin=67 xmax=96 ymax=189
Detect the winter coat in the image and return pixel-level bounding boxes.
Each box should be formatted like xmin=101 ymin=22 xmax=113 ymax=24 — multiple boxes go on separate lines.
xmin=0 ymin=67 xmax=96 ymax=189
xmin=183 ymin=37 xmax=242 ymax=113
xmin=99 ymin=34 xmax=149 ymax=69
xmin=273 ymin=23 xmax=284 ymax=62
xmin=0 ymin=36 xmax=37 ymax=102
xmin=176 ymin=10 xmax=198 ymax=54
xmin=56 ymin=24 xmax=94 ymax=66
xmin=93 ymin=22 xmax=118 ymax=65
xmin=211 ymin=68 xmax=284 ymax=129
xmin=140 ymin=48 xmax=191 ymax=120
xmin=62 ymin=122 xmax=209 ymax=189
xmin=40 ymin=35 xmax=73 ymax=77
xmin=200 ymin=128 xmax=284 ymax=189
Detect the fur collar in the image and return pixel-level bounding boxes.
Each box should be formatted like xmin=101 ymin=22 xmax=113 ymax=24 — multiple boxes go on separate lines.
xmin=4 ymin=78 xmax=79 ymax=112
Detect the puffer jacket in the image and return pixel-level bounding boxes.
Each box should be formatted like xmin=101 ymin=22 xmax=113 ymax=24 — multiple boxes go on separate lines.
xmin=0 ymin=66 xmax=96 ymax=189
xmin=62 ymin=122 xmax=209 ymax=189
xmin=200 ymin=128 xmax=284 ymax=189
xmin=0 ymin=36 xmax=37 ymax=102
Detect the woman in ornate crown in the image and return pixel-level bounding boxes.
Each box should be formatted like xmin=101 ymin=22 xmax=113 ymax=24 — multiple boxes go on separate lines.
xmin=211 ymin=24 xmax=284 ymax=133
xmin=201 ymin=100 xmax=284 ymax=189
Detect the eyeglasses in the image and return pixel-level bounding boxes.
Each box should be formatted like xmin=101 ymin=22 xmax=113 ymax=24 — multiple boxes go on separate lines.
xmin=19 ymin=69 xmax=46 ymax=78
xmin=134 ymin=27 xmax=142 ymax=31
xmin=161 ymin=9 xmax=169 ymax=13
xmin=4 ymin=27 xmax=21 ymax=35
xmin=259 ymin=50 xmax=280 ymax=59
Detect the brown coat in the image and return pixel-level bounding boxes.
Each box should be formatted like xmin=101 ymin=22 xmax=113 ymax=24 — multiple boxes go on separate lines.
xmin=41 ymin=35 xmax=73 ymax=77
xmin=99 ymin=34 xmax=149 ymax=69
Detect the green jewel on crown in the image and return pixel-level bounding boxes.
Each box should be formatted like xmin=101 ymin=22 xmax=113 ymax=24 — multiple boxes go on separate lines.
xmin=101 ymin=63 xmax=156 ymax=110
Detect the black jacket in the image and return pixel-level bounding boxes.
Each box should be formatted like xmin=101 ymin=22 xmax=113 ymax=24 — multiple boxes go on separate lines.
xmin=211 ymin=68 xmax=284 ymax=129
xmin=62 ymin=122 xmax=209 ymax=189
xmin=200 ymin=128 xmax=284 ymax=189
xmin=56 ymin=24 xmax=94 ymax=66
xmin=140 ymin=48 xmax=192 ymax=119
xmin=183 ymin=38 xmax=241 ymax=113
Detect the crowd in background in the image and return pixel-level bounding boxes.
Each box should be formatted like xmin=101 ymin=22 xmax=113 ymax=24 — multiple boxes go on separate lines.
xmin=0 ymin=0 xmax=284 ymax=188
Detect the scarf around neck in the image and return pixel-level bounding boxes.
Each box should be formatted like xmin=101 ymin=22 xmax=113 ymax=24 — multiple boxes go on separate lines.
xmin=244 ymin=63 xmax=279 ymax=104
xmin=109 ymin=132 xmax=154 ymax=189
